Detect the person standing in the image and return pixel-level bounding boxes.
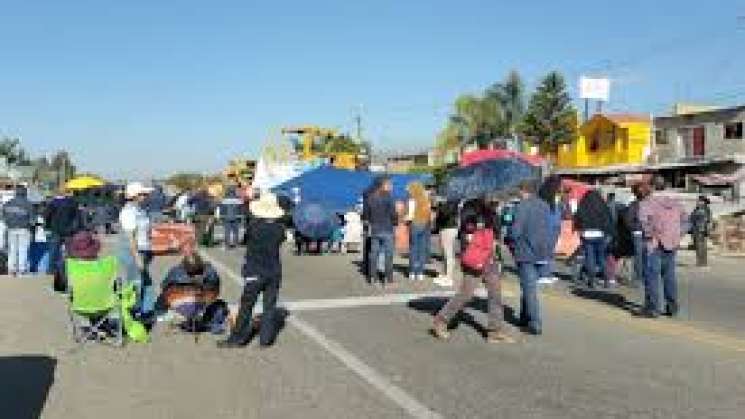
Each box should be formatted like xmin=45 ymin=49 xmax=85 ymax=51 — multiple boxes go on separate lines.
xmin=44 ymin=188 xmax=82 ymax=273
xmin=406 ymin=181 xmax=431 ymax=281
xmin=624 ymin=184 xmax=646 ymax=286
xmin=431 ymin=198 xmax=514 ymax=343
xmin=219 ymin=192 xmax=286 ymax=348
xmin=2 ymin=186 xmax=34 ymax=276
xmin=690 ymin=195 xmax=712 ymax=267
xmin=638 ymin=178 xmax=687 ymax=318
xmin=434 ymin=199 xmax=459 ymax=288
xmin=574 ymin=189 xmax=614 ymax=288
xmin=118 ymin=182 xmax=155 ymax=319
xmin=363 ymin=177 xmax=397 ymax=286
xmin=189 ymin=188 xmax=215 ymax=247
xmin=511 ymin=180 xmax=553 ymax=336
xmin=218 ymin=186 xmax=244 ymax=249
xmin=537 ymin=175 xmax=562 ymax=285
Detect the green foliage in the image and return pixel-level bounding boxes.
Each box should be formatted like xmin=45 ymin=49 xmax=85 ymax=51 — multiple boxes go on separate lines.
xmin=520 ymin=71 xmax=577 ymax=148
xmin=166 ymin=173 xmax=208 ymax=191
xmin=322 ymin=135 xmax=362 ymax=154
xmin=0 ymin=137 xmax=31 ymax=165
xmin=437 ymin=70 xmax=527 ymax=152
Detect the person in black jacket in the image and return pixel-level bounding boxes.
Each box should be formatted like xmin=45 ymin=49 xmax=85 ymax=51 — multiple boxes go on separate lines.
xmin=218 ymin=192 xmax=286 ymax=349
xmin=690 ymin=195 xmax=712 ymax=267
xmin=624 ymin=184 xmax=646 ymax=285
xmin=44 ymin=189 xmax=83 ymax=278
xmin=363 ymin=177 xmax=397 ymax=286
xmin=574 ymin=189 xmax=614 ymax=288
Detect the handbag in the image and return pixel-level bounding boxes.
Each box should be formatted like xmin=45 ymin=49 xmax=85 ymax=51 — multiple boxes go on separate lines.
xmin=461 ymin=228 xmax=494 ymax=271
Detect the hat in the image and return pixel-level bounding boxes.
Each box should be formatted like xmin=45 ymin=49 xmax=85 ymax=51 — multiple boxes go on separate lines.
xmin=68 ymin=231 xmax=101 ymax=260
xmin=126 ymin=182 xmax=154 ymax=199
xmin=249 ymin=192 xmax=284 ymax=219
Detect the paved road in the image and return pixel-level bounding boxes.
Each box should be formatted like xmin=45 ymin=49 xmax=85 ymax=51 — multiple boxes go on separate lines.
xmin=1 ymin=242 xmax=744 ymax=418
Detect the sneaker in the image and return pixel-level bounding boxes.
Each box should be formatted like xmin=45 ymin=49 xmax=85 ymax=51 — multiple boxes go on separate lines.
xmin=537 ymin=277 xmax=553 ymax=286
xmin=431 ymin=319 xmax=450 ymax=340
xmin=433 ymin=276 xmax=453 ymax=288
xmin=486 ymin=331 xmax=516 ymax=343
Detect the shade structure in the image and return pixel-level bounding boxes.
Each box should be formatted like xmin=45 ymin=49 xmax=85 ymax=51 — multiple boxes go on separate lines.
xmin=460 ymin=149 xmax=545 ymax=168
xmin=273 ymin=166 xmax=431 ymax=214
xmin=442 ymin=158 xmax=538 ymax=201
xmin=292 ymin=201 xmax=338 ymax=240
xmin=65 ymin=176 xmax=106 ymax=191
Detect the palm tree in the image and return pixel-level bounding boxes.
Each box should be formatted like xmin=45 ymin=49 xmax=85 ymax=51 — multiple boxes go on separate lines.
xmin=487 ymin=70 xmax=526 ymax=144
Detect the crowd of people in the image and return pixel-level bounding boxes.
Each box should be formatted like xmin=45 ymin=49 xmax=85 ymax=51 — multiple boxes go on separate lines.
xmin=0 ymin=170 xmax=708 ymax=348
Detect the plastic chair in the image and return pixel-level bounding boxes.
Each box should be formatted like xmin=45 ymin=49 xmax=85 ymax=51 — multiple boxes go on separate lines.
xmin=66 ymin=256 xmax=124 ymax=347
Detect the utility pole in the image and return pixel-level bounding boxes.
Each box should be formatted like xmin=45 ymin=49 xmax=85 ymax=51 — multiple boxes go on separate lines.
xmin=354 ymin=104 xmax=363 ymax=142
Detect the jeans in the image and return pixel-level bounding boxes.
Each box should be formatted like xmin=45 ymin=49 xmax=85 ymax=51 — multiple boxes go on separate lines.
xmin=47 ymin=234 xmax=65 ymax=276
xmin=582 ymin=237 xmax=608 ymax=284
xmin=632 ymin=233 xmax=645 ymax=283
xmin=7 ymin=228 xmax=31 ymax=274
xmin=0 ymin=221 xmax=6 ymax=251
xmin=517 ymin=261 xmax=542 ymax=333
xmin=368 ymin=232 xmax=394 ymax=282
xmin=537 ymin=260 xmax=554 ymax=279
xmin=117 ymin=238 xmax=155 ymax=316
xmin=233 ymin=275 xmax=281 ymax=346
xmin=437 ymin=261 xmax=504 ymax=332
xmin=644 ymin=246 xmax=678 ymax=314
xmin=223 ymin=220 xmax=240 ymax=248
xmin=439 ymin=228 xmax=458 ymax=282
xmin=408 ymin=224 xmax=430 ymax=276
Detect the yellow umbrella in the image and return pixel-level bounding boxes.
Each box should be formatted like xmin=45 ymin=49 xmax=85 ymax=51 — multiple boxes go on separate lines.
xmin=65 ymin=176 xmax=106 ymax=191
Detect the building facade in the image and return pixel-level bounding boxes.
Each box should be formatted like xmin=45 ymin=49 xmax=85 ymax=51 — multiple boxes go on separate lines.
xmin=555 ymin=113 xmax=652 ymax=168
xmin=653 ymin=105 xmax=745 ymax=164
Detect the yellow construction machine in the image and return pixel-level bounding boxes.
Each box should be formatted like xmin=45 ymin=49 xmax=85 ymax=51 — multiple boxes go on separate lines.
xmin=280 ymin=125 xmax=366 ymax=170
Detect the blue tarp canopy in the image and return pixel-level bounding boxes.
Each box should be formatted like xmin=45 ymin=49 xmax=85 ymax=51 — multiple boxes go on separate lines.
xmin=273 ymin=166 xmax=431 ymax=213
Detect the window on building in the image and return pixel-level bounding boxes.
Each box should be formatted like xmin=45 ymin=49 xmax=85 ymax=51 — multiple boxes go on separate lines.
xmin=655 ymin=130 xmax=668 ymax=145
xmin=724 ymin=122 xmax=743 ymax=140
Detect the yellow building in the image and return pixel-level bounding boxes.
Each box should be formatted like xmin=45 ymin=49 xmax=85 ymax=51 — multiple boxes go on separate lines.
xmin=556 ymin=113 xmax=652 ymax=168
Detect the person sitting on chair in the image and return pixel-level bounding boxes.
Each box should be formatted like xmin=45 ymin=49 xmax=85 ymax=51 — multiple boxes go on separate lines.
xmin=67 ymin=230 xmax=102 ymax=261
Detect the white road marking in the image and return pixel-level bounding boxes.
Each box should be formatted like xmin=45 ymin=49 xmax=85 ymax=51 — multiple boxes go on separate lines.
xmin=199 ymin=249 xmax=443 ymax=419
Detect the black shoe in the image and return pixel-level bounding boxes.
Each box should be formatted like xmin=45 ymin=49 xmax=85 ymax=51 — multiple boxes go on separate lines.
xmin=527 ymin=327 xmax=542 ymax=336
xmin=637 ymin=309 xmax=659 ymax=319
xmin=664 ymin=303 xmax=679 ymax=317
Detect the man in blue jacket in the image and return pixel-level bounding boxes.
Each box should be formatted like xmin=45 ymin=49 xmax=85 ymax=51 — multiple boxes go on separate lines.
xmin=363 ymin=177 xmax=397 ymax=286
xmin=218 ymin=187 xmax=244 ymax=249
xmin=2 ymin=186 xmax=35 ymax=276
xmin=511 ymin=180 xmax=553 ymax=335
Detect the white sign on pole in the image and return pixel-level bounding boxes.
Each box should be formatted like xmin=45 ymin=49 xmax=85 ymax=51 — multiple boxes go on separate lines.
xmin=579 ymin=76 xmax=610 ymax=102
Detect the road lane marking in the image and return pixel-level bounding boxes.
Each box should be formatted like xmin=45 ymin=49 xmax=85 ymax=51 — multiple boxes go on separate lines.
xmin=289 ymin=315 xmax=442 ymax=419
xmin=199 ymin=249 xmax=443 ymax=418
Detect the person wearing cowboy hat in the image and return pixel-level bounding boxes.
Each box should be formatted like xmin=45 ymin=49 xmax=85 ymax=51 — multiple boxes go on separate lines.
xmin=218 ymin=192 xmax=286 ymax=349
xmin=117 ymin=182 xmax=156 ymax=320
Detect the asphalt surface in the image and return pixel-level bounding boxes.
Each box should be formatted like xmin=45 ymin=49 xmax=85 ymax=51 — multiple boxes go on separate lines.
xmin=1 ymin=238 xmax=744 ymax=418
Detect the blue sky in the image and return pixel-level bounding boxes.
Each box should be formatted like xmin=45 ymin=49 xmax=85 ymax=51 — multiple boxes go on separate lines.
xmin=0 ymin=1 xmax=743 ymax=179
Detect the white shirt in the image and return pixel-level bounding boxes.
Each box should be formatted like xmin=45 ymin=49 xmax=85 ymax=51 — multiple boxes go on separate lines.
xmin=119 ymin=203 xmax=151 ymax=251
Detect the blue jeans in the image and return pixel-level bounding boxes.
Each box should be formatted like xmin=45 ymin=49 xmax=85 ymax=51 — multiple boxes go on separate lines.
xmin=223 ymin=220 xmax=240 ymax=247
xmin=408 ymin=224 xmax=430 ymax=276
xmin=644 ymin=246 xmax=677 ymax=313
xmin=47 ymin=234 xmax=65 ymax=276
xmin=118 ymin=239 xmax=156 ymax=316
xmin=368 ymin=232 xmax=394 ymax=282
xmin=517 ymin=261 xmax=542 ymax=333
xmin=632 ymin=233 xmax=645 ymax=284
xmin=7 ymin=228 xmax=31 ymax=274
xmin=582 ymin=237 xmax=607 ymax=283
xmin=537 ymin=260 xmax=554 ymax=278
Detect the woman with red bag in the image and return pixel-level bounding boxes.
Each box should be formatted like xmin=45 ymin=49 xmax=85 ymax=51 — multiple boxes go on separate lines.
xmin=430 ymin=197 xmax=514 ymax=344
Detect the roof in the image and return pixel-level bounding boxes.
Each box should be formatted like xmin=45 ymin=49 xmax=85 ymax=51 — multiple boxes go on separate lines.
xmin=655 ymin=104 xmax=745 ymax=124
xmin=600 ymin=113 xmax=651 ymax=125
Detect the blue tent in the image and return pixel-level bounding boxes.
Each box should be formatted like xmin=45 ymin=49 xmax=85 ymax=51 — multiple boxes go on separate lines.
xmin=273 ymin=166 xmax=431 ymax=213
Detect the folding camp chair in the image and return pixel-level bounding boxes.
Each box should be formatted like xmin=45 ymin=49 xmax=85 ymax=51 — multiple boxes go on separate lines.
xmin=66 ymin=256 xmax=124 ymax=347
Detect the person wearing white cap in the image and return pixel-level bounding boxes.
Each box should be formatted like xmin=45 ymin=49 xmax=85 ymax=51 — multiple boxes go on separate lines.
xmin=117 ymin=182 xmax=156 ymax=319
xmin=218 ymin=192 xmax=286 ymax=349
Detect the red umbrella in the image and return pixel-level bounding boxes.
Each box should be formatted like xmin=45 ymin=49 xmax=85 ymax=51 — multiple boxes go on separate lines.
xmin=460 ymin=149 xmax=545 ymax=168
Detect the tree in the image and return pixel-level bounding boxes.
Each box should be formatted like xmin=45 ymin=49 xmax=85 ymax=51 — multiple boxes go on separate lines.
xmin=520 ymin=71 xmax=578 ymax=151
xmin=448 ymin=94 xmax=506 ymax=148
xmin=166 ymin=173 xmax=207 ymax=191
xmin=322 ymin=135 xmax=362 ymax=154
xmin=487 ymin=70 xmax=526 ymax=138
xmin=0 ymin=137 xmax=31 ymax=165
xmin=50 ymin=150 xmax=76 ymax=183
